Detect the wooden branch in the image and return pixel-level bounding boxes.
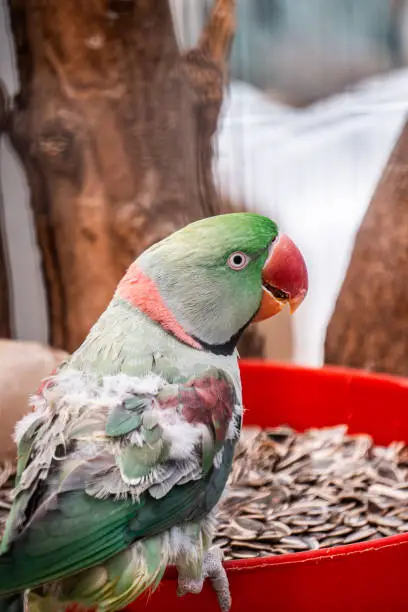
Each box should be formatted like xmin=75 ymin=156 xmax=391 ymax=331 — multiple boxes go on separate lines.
xmin=0 ymin=81 xmax=11 ymax=339
xmin=179 ymin=0 xmax=237 ymax=220
xmin=325 ymin=120 xmax=408 ymax=376
xmin=5 ymin=0 xmax=266 ymax=357
xmin=198 ymin=0 xmax=236 ymax=67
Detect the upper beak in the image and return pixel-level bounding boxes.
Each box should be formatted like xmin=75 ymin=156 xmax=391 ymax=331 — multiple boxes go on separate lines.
xmin=253 ymin=233 xmax=308 ymax=323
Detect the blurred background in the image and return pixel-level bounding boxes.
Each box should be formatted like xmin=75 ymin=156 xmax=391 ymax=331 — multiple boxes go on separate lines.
xmin=173 ymin=0 xmax=408 ymax=367
xmin=1 ymin=0 xmax=408 ymax=380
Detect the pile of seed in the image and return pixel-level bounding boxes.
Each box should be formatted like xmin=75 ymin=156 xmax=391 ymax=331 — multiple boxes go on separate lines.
xmin=214 ymin=425 xmax=408 ymax=560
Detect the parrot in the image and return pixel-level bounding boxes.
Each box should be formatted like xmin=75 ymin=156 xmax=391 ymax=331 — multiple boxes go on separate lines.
xmin=0 ymin=213 xmax=307 ymax=612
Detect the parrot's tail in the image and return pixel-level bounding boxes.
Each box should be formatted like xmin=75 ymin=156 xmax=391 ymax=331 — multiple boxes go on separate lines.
xmin=0 ymin=594 xmax=24 ymax=612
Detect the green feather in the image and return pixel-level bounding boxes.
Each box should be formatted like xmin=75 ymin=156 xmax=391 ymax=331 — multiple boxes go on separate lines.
xmin=106 ymin=409 xmax=142 ymax=437
xmin=117 ymin=441 xmax=164 ymax=480
xmin=106 ymin=396 xmax=148 ymax=437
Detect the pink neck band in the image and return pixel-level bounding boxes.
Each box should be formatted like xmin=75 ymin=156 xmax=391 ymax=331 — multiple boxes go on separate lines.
xmin=116 ymin=262 xmax=202 ymax=351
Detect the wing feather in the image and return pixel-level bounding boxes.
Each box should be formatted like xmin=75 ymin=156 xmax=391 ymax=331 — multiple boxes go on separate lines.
xmin=0 ymin=367 xmax=240 ymax=595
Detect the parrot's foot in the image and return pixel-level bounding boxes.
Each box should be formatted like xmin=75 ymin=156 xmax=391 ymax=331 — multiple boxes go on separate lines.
xmin=177 ymin=547 xmax=231 ymax=612
xmin=203 ymin=547 xmax=231 ymax=612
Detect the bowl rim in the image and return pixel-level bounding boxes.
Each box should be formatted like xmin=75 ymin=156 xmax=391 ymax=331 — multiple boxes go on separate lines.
xmin=162 ymin=530 xmax=408 ymax=580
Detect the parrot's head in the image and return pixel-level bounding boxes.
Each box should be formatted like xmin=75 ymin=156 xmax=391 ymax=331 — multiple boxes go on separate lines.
xmin=116 ymin=213 xmax=308 ymax=354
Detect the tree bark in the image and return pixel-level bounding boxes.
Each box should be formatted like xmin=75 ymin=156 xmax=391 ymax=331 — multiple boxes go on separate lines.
xmin=0 ymin=82 xmax=11 ymax=339
xmin=325 ymin=121 xmax=408 ymax=376
xmin=6 ymin=0 xmax=266 ymax=356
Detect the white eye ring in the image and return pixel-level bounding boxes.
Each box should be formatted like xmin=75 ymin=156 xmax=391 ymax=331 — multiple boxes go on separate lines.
xmin=227 ymin=251 xmax=250 ymax=271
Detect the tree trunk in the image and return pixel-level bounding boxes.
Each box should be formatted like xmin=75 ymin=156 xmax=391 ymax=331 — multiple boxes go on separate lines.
xmin=0 ymin=82 xmax=11 ymax=339
xmin=325 ymin=121 xmax=408 ymax=376
xmin=6 ymin=0 xmax=265 ymax=355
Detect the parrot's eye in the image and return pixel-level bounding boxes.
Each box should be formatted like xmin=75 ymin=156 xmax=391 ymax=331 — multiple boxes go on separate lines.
xmin=227 ymin=251 xmax=250 ymax=271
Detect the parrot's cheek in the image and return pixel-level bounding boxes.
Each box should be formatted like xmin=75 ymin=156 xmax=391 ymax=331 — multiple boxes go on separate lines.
xmin=252 ymin=287 xmax=285 ymax=322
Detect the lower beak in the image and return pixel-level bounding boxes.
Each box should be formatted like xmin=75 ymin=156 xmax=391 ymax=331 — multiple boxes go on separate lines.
xmin=253 ymin=233 xmax=308 ymax=323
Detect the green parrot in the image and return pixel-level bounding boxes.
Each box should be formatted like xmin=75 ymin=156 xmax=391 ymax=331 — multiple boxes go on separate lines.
xmin=0 ymin=213 xmax=307 ymax=612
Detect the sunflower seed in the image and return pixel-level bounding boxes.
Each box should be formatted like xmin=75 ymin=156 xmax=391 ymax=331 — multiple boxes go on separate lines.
xmin=234 ymin=517 xmax=264 ymax=533
xmin=342 ymin=527 xmax=377 ymax=544
xmin=308 ymin=522 xmax=337 ymax=533
xmin=320 ymin=536 xmax=345 ymax=548
xmin=231 ymin=548 xmax=260 ymax=559
xmin=213 ymin=537 xmax=229 ymax=548
xmin=280 ymin=537 xmax=310 ymax=551
xmin=330 ymin=525 xmax=353 ymax=537
xmin=377 ymin=526 xmax=398 ymax=537
xmin=344 ymin=514 xmax=367 ymax=528
xmin=288 ymin=515 xmax=327 ymax=527
xmin=231 ymin=540 xmax=268 ymax=552
xmin=368 ymin=484 xmax=408 ymax=501
xmin=367 ymin=514 xmax=402 ymax=528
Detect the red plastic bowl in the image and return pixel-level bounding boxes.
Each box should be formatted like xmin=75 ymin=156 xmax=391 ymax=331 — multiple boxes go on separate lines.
xmin=128 ymin=359 xmax=408 ymax=612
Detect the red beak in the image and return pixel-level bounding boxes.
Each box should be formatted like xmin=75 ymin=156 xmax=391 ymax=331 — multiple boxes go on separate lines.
xmin=253 ymin=233 xmax=308 ymax=323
